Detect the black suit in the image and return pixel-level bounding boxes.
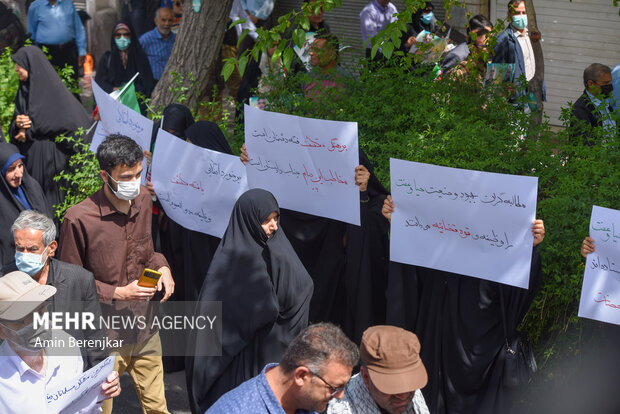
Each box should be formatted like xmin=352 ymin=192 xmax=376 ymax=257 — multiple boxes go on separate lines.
xmin=47 ymin=258 xmax=109 ymax=369
xmin=570 ymin=90 xmax=618 ymax=145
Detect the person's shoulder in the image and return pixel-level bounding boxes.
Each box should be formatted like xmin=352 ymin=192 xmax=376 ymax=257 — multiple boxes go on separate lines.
xmin=206 ymin=376 xmax=264 ymax=413
xmin=51 ymin=258 xmax=94 ymax=279
xmin=139 ymin=29 xmax=156 ymax=43
xmin=62 ymin=189 xmax=102 ymax=221
xmin=360 ymin=2 xmax=375 ymax=15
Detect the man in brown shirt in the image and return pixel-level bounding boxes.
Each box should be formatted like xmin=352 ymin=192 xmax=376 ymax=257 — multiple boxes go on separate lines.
xmin=59 ymin=133 xmax=174 ymax=414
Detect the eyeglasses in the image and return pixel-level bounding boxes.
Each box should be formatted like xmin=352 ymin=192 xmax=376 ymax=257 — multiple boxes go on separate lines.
xmin=308 ymin=368 xmax=347 ymax=397
xmin=114 ymin=33 xmax=130 ymax=39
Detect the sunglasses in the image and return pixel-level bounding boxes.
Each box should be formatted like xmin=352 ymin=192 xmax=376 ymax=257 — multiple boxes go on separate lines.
xmin=114 ymin=32 xmax=130 ymax=38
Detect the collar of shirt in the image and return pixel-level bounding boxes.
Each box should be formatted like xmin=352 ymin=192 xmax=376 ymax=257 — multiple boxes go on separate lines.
xmin=94 ymin=187 xmax=142 ymax=219
xmin=155 ymin=29 xmax=175 ymax=41
xmin=372 ymin=0 xmax=389 ymax=13
xmin=511 ymin=25 xmax=528 ymax=38
xmin=586 ymin=90 xmax=608 ymax=109
xmin=0 ymin=340 xmax=59 ymax=381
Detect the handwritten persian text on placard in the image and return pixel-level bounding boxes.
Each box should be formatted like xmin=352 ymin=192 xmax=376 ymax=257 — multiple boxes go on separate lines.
xmin=579 ymin=206 xmax=620 ymax=326
xmin=390 ymin=158 xmax=538 ymax=289
xmin=244 ymin=105 xmax=360 ymax=225
xmin=151 ymin=129 xmax=249 ymax=238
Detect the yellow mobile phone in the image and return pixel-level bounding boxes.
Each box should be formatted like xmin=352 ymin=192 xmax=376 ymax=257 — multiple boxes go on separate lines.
xmin=137 ymin=268 xmax=162 ymax=288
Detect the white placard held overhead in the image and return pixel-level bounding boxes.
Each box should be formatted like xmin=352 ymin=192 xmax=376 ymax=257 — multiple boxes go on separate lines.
xmin=90 ymin=79 xmax=153 ymax=182
xmin=244 ymin=105 xmax=360 ymax=225
xmin=579 ymin=206 xmax=620 ymax=326
xmin=389 ymin=158 xmax=538 ymax=289
xmin=151 ymin=129 xmax=249 ymax=238
xmin=46 ymin=355 xmax=115 ymax=414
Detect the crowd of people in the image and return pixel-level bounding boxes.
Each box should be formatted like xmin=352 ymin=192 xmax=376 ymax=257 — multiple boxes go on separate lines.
xmin=0 ymin=0 xmax=619 ymax=413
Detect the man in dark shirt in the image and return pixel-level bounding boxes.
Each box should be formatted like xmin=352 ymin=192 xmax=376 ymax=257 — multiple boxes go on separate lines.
xmin=8 ymin=210 xmax=107 ymax=369
xmin=570 ymin=63 xmax=617 ymax=145
xmin=59 ymin=133 xmax=174 ymax=414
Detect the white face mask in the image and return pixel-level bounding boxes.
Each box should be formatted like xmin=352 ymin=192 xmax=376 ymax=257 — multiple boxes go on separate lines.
xmin=106 ymin=172 xmax=141 ymax=200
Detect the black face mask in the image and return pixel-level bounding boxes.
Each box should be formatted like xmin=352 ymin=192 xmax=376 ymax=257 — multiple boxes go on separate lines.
xmin=600 ymin=83 xmax=614 ymax=98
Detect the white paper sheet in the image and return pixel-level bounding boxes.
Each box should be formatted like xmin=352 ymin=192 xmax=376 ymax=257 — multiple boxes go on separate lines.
xmin=389 ymin=158 xmax=538 ymax=288
xmin=90 ymin=79 xmax=153 ymax=183
xmin=46 ymin=355 xmax=114 ymax=414
xmin=244 ymin=105 xmax=360 ymax=225
xmin=151 ymin=129 xmax=249 ymax=238
xmin=578 ymin=205 xmax=620 ymax=326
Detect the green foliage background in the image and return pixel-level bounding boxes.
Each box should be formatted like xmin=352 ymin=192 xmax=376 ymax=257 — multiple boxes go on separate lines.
xmin=244 ymin=61 xmax=620 ymax=388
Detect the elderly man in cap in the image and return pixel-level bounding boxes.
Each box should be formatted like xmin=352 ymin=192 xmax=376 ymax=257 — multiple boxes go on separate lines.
xmin=328 ymin=325 xmax=429 ymax=414
xmin=0 ymin=271 xmax=120 ymax=413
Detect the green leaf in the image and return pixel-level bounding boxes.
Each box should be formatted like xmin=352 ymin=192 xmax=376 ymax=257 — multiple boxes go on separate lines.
xmin=293 ymin=28 xmax=306 ymax=49
xmin=283 ymin=48 xmax=294 ymax=71
xmin=238 ymin=55 xmax=249 ymax=77
xmin=228 ymin=18 xmax=246 ymax=29
xmin=382 ymin=42 xmax=394 ymax=59
xmin=221 ymin=59 xmax=236 ymax=80
xmin=371 ymin=42 xmax=380 ymax=59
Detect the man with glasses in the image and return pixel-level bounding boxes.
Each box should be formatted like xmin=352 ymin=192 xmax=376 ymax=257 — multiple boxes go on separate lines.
xmin=0 ymin=271 xmax=120 ymax=413
xmin=328 ymin=325 xmax=429 ymax=414
xmin=207 ymin=322 xmax=359 ymax=413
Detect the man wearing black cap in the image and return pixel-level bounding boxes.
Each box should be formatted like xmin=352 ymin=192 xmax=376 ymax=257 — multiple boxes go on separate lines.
xmin=328 ymin=325 xmax=430 ymax=414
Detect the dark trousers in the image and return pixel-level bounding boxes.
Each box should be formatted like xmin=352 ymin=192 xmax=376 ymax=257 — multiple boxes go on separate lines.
xmin=38 ymin=40 xmax=80 ymax=79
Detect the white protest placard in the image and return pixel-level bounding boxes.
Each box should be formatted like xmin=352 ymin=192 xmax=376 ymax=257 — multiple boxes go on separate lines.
xmin=390 ymin=158 xmax=538 ymax=289
xmin=90 ymin=79 xmax=153 ymax=182
xmin=578 ymin=206 xmax=620 ymax=325
xmin=151 ymin=129 xmax=249 ymax=238
xmin=244 ymin=105 xmax=360 ymax=225
xmin=46 ymin=355 xmax=114 ymax=414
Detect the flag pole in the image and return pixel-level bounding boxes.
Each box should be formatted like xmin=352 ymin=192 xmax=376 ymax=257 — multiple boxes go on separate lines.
xmin=115 ymin=72 xmax=140 ymax=100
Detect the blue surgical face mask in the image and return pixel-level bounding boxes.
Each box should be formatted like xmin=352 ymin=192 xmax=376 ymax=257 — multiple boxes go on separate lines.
xmin=512 ymin=15 xmax=528 ymax=30
xmin=15 ymin=247 xmax=49 ymax=277
xmin=421 ymin=11 xmax=434 ymax=25
xmin=115 ymin=35 xmax=131 ymax=51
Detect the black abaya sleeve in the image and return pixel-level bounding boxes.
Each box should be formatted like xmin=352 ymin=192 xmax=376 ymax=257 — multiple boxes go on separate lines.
xmin=95 ymin=52 xmax=116 ymax=93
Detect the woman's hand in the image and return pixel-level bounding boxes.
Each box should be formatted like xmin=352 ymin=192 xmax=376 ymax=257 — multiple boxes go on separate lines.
xmin=240 ymin=143 xmax=249 ymax=165
xmin=382 ymin=195 xmax=394 ymax=223
xmin=581 ymin=236 xmax=595 ymax=258
xmin=15 ymin=114 xmax=31 ymax=129
xmin=532 ymin=219 xmax=545 ymax=247
xmin=14 ymin=129 xmax=26 ymax=142
xmin=355 ymin=165 xmax=370 ymax=193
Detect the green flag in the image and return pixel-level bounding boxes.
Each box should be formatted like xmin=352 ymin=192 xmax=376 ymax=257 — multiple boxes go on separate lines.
xmin=118 ymin=81 xmax=141 ymax=114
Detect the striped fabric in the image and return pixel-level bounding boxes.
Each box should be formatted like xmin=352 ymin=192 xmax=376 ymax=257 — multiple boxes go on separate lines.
xmin=138 ymin=28 xmax=176 ymax=80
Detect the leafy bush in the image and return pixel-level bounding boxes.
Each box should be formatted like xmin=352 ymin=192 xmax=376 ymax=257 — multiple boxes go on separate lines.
xmin=0 ymin=47 xmax=19 ymax=139
xmin=250 ymin=58 xmax=620 ymax=382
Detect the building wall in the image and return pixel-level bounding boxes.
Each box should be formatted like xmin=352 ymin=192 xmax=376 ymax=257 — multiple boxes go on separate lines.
xmin=492 ymin=0 xmax=620 ymax=125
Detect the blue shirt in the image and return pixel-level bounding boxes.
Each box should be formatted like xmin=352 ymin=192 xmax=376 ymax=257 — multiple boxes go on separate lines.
xmin=139 ymin=28 xmax=176 ymax=80
xmin=206 ymin=363 xmax=317 ymax=414
xmin=611 ymin=63 xmax=620 ymax=112
xmin=27 ymin=0 xmax=87 ymax=55
xmin=240 ymin=0 xmax=274 ymax=20
xmin=359 ymin=0 xmax=398 ymax=49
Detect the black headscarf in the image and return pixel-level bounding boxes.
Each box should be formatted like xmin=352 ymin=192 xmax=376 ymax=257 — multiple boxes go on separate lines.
xmin=10 ymin=46 xmax=90 ymax=142
xmin=95 ymin=20 xmax=155 ymax=97
xmin=161 ymin=103 xmax=194 ymax=138
xmin=184 ymin=121 xmax=233 ymax=154
xmin=0 ymin=142 xmax=51 ymax=266
xmin=186 ymin=189 xmax=313 ymax=413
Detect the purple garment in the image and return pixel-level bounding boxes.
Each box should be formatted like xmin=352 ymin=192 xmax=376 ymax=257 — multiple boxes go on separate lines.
xmin=359 ymin=0 xmax=398 ymax=49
